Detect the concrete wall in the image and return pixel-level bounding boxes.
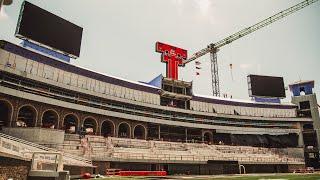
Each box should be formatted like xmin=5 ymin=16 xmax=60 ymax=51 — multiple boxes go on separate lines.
xmin=287 ymin=164 xmax=306 ymax=172
xmin=286 ymin=148 xmax=305 ymax=159
xmin=63 ymin=165 xmax=93 ymax=176
xmin=1 ymin=127 xmax=65 ymax=144
xmin=0 ymin=156 xmax=30 ymax=180
xmin=109 ymin=162 xmax=239 ymax=175
xmin=199 ymin=164 xmax=224 ymax=175
xmin=243 ymin=164 xmax=287 ymax=173
xmin=93 ymin=161 xmax=111 ymax=175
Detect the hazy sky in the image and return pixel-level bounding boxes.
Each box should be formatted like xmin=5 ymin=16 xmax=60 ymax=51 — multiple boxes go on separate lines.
xmin=0 ymin=0 xmax=319 ymax=103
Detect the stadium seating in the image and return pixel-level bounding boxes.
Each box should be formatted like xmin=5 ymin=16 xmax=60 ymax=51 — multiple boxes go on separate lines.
xmin=54 ymin=135 xmax=304 ymax=164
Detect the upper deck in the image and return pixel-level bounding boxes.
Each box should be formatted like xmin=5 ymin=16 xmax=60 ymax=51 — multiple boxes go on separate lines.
xmin=0 ymin=40 xmax=302 ymax=122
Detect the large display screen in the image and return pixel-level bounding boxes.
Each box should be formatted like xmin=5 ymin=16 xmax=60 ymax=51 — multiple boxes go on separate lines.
xmin=15 ymin=1 xmax=83 ymax=58
xmin=248 ymin=75 xmax=286 ymax=98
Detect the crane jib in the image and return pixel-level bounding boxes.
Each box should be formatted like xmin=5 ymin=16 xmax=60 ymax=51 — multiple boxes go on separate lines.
xmin=183 ymin=0 xmax=319 ymax=65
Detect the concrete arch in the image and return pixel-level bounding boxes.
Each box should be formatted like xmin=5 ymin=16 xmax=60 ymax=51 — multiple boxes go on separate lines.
xmin=41 ymin=109 xmax=60 ymax=129
xmin=118 ymin=122 xmax=131 ymax=138
xmin=83 ymin=116 xmax=98 ymax=135
xmin=0 ymin=99 xmax=14 ymax=127
xmin=62 ymin=113 xmax=79 ymax=134
xmin=17 ymin=104 xmax=38 ymax=127
xmin=101 ymin=120 xmax=116 ymax=137
xmin=133 ymin=124 xmax=147 ymax=139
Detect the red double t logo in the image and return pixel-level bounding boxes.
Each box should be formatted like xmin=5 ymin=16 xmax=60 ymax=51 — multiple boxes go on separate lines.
xmin=156 ymin=42 xmax=187 ymax=80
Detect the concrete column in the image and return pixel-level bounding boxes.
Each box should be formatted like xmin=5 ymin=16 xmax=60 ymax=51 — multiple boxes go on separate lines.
xmin=292 ymin=94 xmax=320 ymax=150
xmin=185 ymin=128 xmax=188 ymax=143
xmin=310 ymin=95 xmax=320 ymax=150
xmin=115 ymin=121 xmax=120 ymax=138
xmin=58 ymin=110 xmax=65 ymax=130
xmin=57 ymin=153 xmax=63 ymax=171
xmin=158 ymin=125 xmax=161 ymax=140
xmin=10 ymin=100 xmax=20 ymax=127
xmin=201 ymin=129 xmax=204 ymax=143
xmin=297 ymin=123 xmax=305 ymax=148
xmin=298 ymin=132 xmax=304 ymax=148
xmin=315 ymin=129 xmax=320 ymax=150
xmin=144 ymin=125 xmax=148 ymax=140
xmin=96 ymin=117 xmax=102 ymax=136
xmin=36 ymin=105 xmax=44 ymax=127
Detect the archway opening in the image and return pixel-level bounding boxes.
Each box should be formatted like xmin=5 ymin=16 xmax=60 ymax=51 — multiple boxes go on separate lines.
xmin=83 ymin=118 xmax=97 ymax=135
xmin=63 ymin=114 xmax=78 ymax=134
xmin=0 ymin=100 xmax=12 ymax=128
xmin=42 ymin=110 xmax=58 ymax=129
xmin=101 ymin=120 xmax=114 ymax=137
xmin=118 ymin=123 xmax=130 ymax=138
xmin=17 ymin=106 xmax=36 ymax=127
xmin=204 ymin=132 xmax=213 ymax=144
xmin=134 ymin=125 xmax=146 ymax=139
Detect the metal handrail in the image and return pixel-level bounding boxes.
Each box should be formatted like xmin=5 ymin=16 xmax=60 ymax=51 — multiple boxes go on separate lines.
xmin=0 ymin=132 xmax=92 ymax=165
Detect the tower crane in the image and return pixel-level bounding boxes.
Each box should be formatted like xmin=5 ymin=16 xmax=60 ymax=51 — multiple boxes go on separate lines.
xmin=182 ymin=0 xmax=319 ymax=97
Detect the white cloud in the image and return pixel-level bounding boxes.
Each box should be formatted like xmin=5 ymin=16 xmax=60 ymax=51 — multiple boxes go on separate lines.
xmin=238 ymin=63 xmax=262 ymax=75
xmin=257 ymin=64 xmax=262 ymax=74
xmin=172 ymin=0 xmax=183 ymax=5
xmin=194 ymin=0 xmax=211 ymax=15
xmin=239 ymin=63 xmax=253 ymax=70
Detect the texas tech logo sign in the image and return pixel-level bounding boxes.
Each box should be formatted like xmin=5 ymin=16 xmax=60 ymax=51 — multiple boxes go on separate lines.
xmin=156 ymin=42 xmax=187 ymax=80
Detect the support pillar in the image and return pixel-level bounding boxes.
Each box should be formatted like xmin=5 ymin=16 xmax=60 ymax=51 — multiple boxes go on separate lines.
xmin=158 ymin=125 xmax=161 ymax=140
xmin=10 ymin=100 xmax=20 ymax=127
xmin=36 ymin=105 xmax=44 ymax=127
xmin=298 ymin=123 xmax=305 ymax=148
xmin=185 ymin=128 xmax=188 ymax=143
xmin=96 ymin=117 xmax=102 ymax=136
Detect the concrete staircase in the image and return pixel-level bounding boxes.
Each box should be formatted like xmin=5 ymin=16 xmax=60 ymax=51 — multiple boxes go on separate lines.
xmin=0 ymin=133 xmax=93 ymax=167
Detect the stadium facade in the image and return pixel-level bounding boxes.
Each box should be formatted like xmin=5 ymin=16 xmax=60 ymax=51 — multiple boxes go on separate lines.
xmin=0 ymin=40 xmax=319 ymax=176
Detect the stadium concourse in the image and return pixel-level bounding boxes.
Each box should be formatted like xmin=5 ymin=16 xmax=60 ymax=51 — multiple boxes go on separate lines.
xmin=0 ymin=39 xmax=320 ymax=178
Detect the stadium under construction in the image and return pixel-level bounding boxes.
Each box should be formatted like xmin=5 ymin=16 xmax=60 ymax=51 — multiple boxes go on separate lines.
xmin=0 ymin=0 xmax=319 ymax=179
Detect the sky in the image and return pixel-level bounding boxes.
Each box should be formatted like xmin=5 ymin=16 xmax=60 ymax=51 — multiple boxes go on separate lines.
xmin=0 ymin=0 xmax=319 ymax=103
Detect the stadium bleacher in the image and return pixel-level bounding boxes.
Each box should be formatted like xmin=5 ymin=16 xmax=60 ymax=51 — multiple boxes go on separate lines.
xmin=51 ymin=135 xmax=304 ymax=165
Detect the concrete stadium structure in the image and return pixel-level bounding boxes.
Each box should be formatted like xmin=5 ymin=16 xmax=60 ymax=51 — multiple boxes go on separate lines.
xmin=0 ymin=40 xmax=319 ymax=176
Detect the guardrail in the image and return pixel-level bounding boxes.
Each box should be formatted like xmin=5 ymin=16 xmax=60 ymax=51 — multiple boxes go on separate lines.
xmin=110 ymin=150 xmax=304 ymax=164
xmin=100 ymin=137 xmax=305 ymax=164
xmin=0 ymin=133 xmax=92 ymax=166
xmin=59 ymin=135 xmax=305 ymax=164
